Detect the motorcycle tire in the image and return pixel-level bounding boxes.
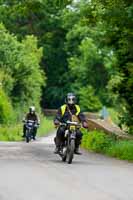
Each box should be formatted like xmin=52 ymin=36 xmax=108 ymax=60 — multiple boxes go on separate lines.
xmin=67 ymin=139 xmax=75 ymax=164
xmin=25 ymin=131 xmax=30 ymax=143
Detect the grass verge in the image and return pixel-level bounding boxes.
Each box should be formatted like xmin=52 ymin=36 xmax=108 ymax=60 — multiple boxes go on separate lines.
xmin=0 ymin=124 xmax=22 ymax=141
xmin=38 ymin=116 xmax=55 ymax=137
xmin=81 ymin=129 xmax=133 ymax=161
xmin=0 ymin=116 xmax=54 ymax=141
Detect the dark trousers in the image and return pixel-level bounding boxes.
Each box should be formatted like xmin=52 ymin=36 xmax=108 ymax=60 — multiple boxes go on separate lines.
xmin=23 ymin=124 xmax=37 ymax=138
xmin=55 ymin=125 xmax=82 ymax=148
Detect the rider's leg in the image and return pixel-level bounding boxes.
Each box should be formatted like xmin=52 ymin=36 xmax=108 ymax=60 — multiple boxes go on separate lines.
xmin=33 ymin=127 xmax=37 ymax=140
xmin=22 ymin=124 xmax=26 ymax=137
xmin=75 ymin=130 xmax=83 ymax=155
xmin=54 ymin=126 xmax=65 ymax=153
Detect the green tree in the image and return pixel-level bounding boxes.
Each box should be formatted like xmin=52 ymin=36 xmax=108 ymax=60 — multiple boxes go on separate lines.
xmin=62 ymin=1 xmax=110 ymax=108
xmin=0 ymin=0 xmax=72 ymax=108
xmin=0 ymin=24 xmax=45 ymax=113
xmin=0 ymin=87 xmax=13 ymax=124
xmin=92 ymin=0 xmax=133 ymax=133
xmin=63 ymin=0 xmax=133 ymax=132
xmin=79 ymin=86 xmax=102 ymax=112
xmin=0 ymin=0 xmax=132 ymax=133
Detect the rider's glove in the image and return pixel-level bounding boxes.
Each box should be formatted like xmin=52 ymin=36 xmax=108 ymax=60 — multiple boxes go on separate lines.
xmin=82 ymin=121 xmax=88 ymax=128
xmin=54 ymin=119 xmax=60 ymax=126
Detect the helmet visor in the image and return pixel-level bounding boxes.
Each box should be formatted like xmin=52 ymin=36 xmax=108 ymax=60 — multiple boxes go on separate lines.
xmin=29 ymin=106 xmax=35 ymax=113
xmin=67 ymin=96 xmax=75 ymax=105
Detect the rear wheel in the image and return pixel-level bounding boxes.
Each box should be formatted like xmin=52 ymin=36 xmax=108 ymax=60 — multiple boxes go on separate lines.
xmin=67 ymin=139 xmax=75 ymax=164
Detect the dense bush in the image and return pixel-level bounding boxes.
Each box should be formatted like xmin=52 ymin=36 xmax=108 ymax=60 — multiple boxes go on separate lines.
xmin=0 ymin=23 xmax=49 ymax=139
xmin=0 ymin=88 xmax=13 ymax=124
xmin=79 ymin=86 xmax=102 ymax=112
xmin=82 ymin=130 xmax=115 ymax=153
xmin=0 ymin=124 xmax=22 ymax=141
xmin=0 ymin=24 xmax=45 ymax=111
xmin=107 ymin=141 xmax=133 ymax=161
xmin=82 ymin=130 xmax=133 ymax=161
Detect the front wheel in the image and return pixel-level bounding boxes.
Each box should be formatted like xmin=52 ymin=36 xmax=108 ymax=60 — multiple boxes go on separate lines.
xmin=67 ymin=139 xmax=75 ymax=164
xmin=25 ymin=130 xmax=30 ymax=143
xmin=62 ymin=148 xmax=67 ymax=162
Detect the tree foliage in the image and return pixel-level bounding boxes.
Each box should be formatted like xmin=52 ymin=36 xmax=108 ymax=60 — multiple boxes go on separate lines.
xmin=92 ymin=0 xmax=133 ymax=133
xmin=62 ymin=0 xmax=133 ymax=133
xmin=0 ymin=0 xmax=132 ymax=133
xmin=0 ymin=0 xmax=71 ymax=108
xmin=0 ymin=87 xmax=13 ymax=124
xmin=0 ymin=24 xmax=45 ymax=121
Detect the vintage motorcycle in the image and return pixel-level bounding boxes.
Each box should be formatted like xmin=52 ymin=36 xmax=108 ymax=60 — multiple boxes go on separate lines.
xmin=55 ymin=121 xmax=81 ymax=164
xmin=23 ymin=120 xmax=39 ymax=143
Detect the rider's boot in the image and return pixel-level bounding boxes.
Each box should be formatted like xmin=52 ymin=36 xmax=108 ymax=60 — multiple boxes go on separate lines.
xmin=54 ymin=146 xmax=60 ymax=154
xmin=32 ymin=133 xmax=36 ymax=140
xmin=74 ymin=146 xmax=82 ymax=155
xmin=22 ymin=133 xmax=25 ymax=138
xmin=33 ymin=129 xmax=37 ymax=140
xmin=54 ymin=136 xmax=62 ymax=154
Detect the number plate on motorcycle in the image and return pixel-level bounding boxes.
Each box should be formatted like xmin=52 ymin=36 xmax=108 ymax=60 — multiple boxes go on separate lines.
xmin=70 ymin=125 xmax=76 ymax=130
xmin=28 ymin=123 xmax=33 ymax=126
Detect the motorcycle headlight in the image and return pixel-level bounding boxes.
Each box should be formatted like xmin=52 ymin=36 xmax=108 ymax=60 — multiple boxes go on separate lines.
xmin=28 ymin=123 xmax=33 ymax=126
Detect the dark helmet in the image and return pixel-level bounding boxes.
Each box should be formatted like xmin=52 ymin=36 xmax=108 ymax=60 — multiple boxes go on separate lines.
xmin=29 ymin=106 xmax=35 ymax=114
xmin=65 ymin=93 xmax=76 ymax=105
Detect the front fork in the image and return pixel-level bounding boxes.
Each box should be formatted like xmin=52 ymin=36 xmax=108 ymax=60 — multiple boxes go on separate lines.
xmin=67 ymin=131 xmax=76 ymax=150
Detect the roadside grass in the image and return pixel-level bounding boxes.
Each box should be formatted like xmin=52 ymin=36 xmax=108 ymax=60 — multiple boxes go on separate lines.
xmin=0 ymin=116 xmax=54 ymax=141
xmin=38 ymin=116 xmax=55 ymax=137
xmin=81 ymin=129 xmax=133 ymax=161
xmin=106 ymin=140 xmax=133 ymax=161
xmin=0 ymin=124 xmax=22 ymax=141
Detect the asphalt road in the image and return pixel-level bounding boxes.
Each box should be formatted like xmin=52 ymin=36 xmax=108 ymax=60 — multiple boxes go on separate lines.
xmin=0 ymin=133 xmax=133 ymax=200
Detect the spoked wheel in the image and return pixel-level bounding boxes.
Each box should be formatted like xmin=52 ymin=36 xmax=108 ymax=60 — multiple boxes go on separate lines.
xmin=25 ymin=131 xmax=30 ymax=143
xmin=67 ymin=139 xmax=75 ymax=164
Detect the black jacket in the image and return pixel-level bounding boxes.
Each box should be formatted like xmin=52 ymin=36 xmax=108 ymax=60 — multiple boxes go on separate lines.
xmin=25 ymin=112 xmax=40 ymax=122
xmin=54 ymin=104 xmax=86 ymax=123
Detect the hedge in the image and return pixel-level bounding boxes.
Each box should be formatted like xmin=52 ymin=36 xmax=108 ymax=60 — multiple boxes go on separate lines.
xmin=81 ymin=129 xmax=133 ymax=161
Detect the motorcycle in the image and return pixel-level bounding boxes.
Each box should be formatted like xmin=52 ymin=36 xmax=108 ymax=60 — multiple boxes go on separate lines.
xmin=23 ymin=120 xmax=39 ymax=143
xmin=56 ymin=121 xmax=81 ymax=164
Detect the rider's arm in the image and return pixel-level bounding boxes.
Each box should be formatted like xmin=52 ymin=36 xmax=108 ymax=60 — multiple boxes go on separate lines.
xmin=54 ymin=108 xmax=62 ymax=125
xmin=78 ymin=112 xmax=88 ymax=128
xmin=25 ymin=113 xmax=29 ymax=120
xmin=36 ymin=114 xmax=40 ymax=124
xmin=78 ymin=112 xmax=86 ymax=122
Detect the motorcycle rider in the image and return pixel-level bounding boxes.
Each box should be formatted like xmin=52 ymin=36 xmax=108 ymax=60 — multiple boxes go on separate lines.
xmin=54 ymin=93 xmax=88 ymax=155
xmin=22 ymin=106 xmax=40 ymax=140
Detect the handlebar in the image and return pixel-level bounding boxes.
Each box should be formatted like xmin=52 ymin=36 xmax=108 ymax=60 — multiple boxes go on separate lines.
xmin=60 ymin=121 xmax=81 ymax=127
xmin=23 ymin=119 xmax=40 ymax=125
